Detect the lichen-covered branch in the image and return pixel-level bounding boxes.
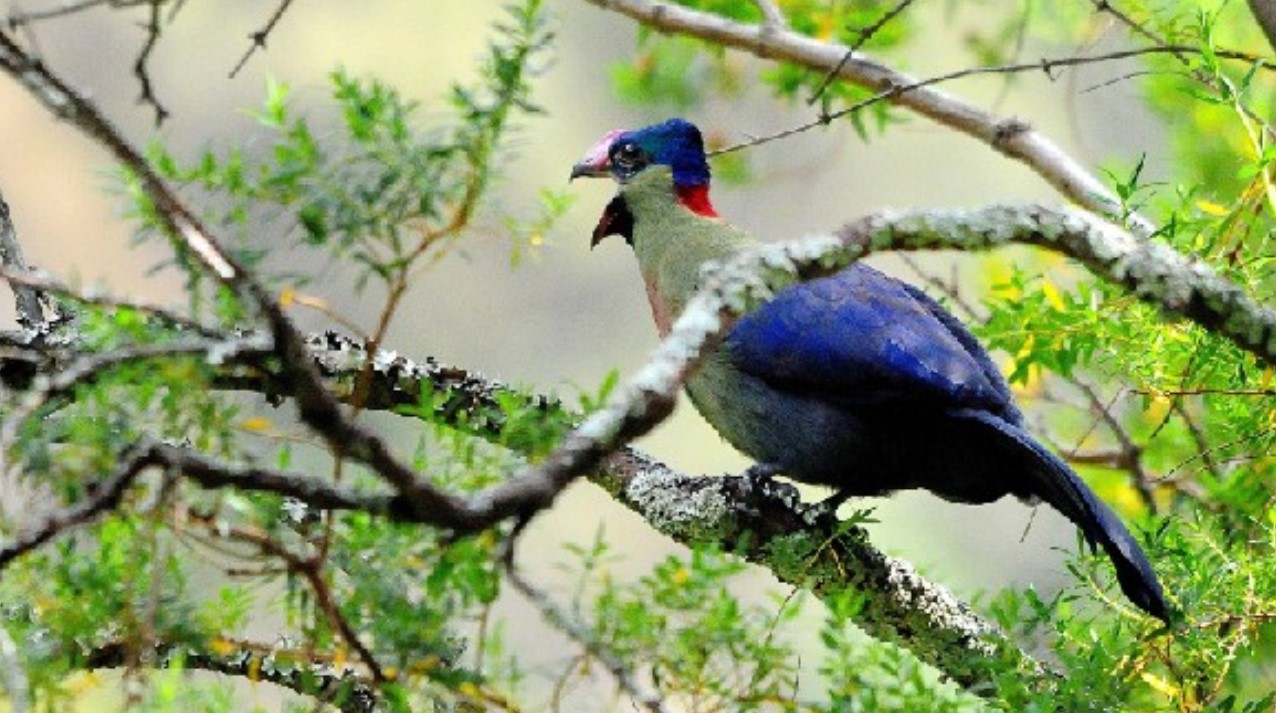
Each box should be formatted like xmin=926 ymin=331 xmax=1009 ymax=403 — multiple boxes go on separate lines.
xmin=596 ymin=450 xmax=1042 ymax=690
xmin=0 ymin=27 xmax=598 ymax=538
xmin=576 ymin=0 xmax=1151 ymax=232
xmin=85 ymin=640 xmax=378 ymax=713
xmin=827 ymin=205 xmax=1276 ymax=368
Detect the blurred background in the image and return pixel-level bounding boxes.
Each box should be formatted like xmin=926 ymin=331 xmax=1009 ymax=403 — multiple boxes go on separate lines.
xmin=0 ymin=0 xmax=1166 ymax=706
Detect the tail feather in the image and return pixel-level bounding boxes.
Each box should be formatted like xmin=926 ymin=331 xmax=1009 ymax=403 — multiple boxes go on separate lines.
xmin=956 ymin=409 xmax=1170 ymax=622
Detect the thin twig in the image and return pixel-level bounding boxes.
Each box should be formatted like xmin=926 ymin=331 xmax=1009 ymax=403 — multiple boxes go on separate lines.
xmin=1072 ymin=383 xmax=1156 ymax=513
xmin=184 ymin=509 xmax=387 ymax=683
xmin=717 ymin=44 xmax=1269 ymax=157
xmin=228 ymin=0 xmax=296 ymax=78
xmin=503 ymin=544 xmax=673 ymax=713
xmin=6 ymin=0 xmax=131 ymax=27
xmin=0 ymin=266 xmax=222 ymax=337
xmin=133 ymin=0 xmax=168 ymax=124
xmin=806 ymin=0 xmax=915 ymax=106
xmin=0 ymin=443 xmax=151 ymax=571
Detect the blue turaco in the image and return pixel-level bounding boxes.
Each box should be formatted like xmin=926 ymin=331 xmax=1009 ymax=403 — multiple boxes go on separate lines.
xmin=571 ymin=118 xmax=1169 ymax=622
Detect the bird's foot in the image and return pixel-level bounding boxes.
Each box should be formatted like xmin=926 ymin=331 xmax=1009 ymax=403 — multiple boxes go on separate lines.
xmin=802 ymin=490 xmax=853 ymax=525
xmin=742 ymin=462 xmax=783 ymax=487
xmin=732 ymin=463 xmax=803 ymax=514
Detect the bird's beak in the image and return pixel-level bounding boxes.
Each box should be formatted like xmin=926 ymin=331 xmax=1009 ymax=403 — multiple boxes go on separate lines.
xmin=569 ymin=160 xmax=609 ymax=181
xmin=569 ymin=129 xmax=626 ymax=182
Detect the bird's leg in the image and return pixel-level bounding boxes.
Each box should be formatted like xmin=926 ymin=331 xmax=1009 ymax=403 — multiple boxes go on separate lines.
xmin=742 ymin=462 xmax=784 ymax=487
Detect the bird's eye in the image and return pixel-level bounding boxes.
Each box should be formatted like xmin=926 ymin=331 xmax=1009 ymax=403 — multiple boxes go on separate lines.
xmin=613 ymin=142 xmax=643 ymax=167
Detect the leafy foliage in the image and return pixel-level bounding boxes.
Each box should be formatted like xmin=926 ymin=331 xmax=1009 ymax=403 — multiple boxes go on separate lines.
xmin=3 ymin=0 xmax=1276 ymax=711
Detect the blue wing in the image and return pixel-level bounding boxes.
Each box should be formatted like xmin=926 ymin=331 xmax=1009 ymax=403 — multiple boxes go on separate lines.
xmin=725 ymin=263 xmax=1020 ymax=421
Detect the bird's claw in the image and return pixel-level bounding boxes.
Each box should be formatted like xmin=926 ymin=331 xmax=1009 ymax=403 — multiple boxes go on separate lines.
xmin=742 ymin=462 xmax=783 ymax=486
xmin=802 ymin=490 xmax=852 ymax=525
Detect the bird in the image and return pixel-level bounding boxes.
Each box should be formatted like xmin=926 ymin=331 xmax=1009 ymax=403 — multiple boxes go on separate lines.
xmin=570 ymin=117 xmax=1170 ymax=622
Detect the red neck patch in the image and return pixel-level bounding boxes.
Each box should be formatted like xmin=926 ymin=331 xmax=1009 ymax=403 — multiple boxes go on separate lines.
xmin=676 ymin=184 xmax=717 ymax=217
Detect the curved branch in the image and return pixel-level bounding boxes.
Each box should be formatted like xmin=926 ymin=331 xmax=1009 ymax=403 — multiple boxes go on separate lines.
xmin=578 ymin=0 xmax=1153 ymax=233
xmin=827 ymin=205 xmax=1276 ymax=367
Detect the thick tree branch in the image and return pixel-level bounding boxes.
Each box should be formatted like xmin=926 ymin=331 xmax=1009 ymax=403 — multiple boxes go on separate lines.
xmin=827 ymin=205 xmax=1276 ymax=368
xmin=220 ymin=338 xmax=1044 ymax=691
xmin=86 ymin=640 xmax=378 ymax=713
xmin=0 ymin=27 xmax=588 ymax=535
xmin=595 ymin=450 xmax=1040 ymax=690
xmin=578 ymin=0 xmax=1151 ymax=232
xmin=1248 ymin=0 xmax=1276 ymax=55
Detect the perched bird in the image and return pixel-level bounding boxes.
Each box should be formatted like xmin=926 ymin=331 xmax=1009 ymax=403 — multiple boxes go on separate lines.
xmin=571 ymin=118 xmax=1169 ymax=622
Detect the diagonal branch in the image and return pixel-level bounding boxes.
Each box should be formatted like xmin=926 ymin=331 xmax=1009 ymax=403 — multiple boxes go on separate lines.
xmin=1245 ymin=0 xmax=1276 ymax=60
xmin=229 ymin=0 xmax=297 ymax=78
xmin=0 ymin=187 xmax=47 ymax=331
xmin=578 ymin=0 xmax=1153 ymax=233
xmin=827 ymin=205 xmax=1276 ymax=368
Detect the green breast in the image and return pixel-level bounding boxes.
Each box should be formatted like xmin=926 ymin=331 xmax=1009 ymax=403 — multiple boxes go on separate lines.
xmin=621 ymin=167 xmax=754 ymax=326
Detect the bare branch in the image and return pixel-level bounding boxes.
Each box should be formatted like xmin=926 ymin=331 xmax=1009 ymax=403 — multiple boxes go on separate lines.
xmin=229 ymin=0 xmax=297 ymax=78
xmin=578 ymin=0 xmax=1150 ymax=232
xmin=0 ymin=187 xmax=47 ymax=331
xmin=133 ymin=0 xmax=168 ymax=124
xmin=747 ymin=0 xmax=787 ymax=31
xmin=6 ymin=0 xmax=126 ymax=27
xmin=595 ymin=450 xmax=1046 ymax=691
xmin=504 ymin=551 xmax=674 ymax=713
xmin=0 ymin=266 xmax=222 ymax=338
xmin=1246 ymin=0 xmax=1276 ymax=56
xmin=0 ymin=29 xmax=240 ymax=282
xmin=825 ymin=205 xmax=1276 ymax=368
xmin=0 ymin=443 xmax=150 ymax=571
xmin=717 ymin=44 xmax=1264 ymax=158
xmin=807 ymin=0 xmax=915 ymax=106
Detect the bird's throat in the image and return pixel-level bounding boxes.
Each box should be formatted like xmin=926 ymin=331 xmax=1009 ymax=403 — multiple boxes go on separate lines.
xmin=675 ymin=184 xmax=717 ymax=217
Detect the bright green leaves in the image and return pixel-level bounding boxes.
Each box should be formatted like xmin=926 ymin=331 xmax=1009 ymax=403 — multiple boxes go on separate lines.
xmin=588 ymin=546 xmax=803 ymax=709
xmin=612 ymin=37 xmax=725 ymax=109
xmin=610 ymin=1 xmax=911 ymax=140
xmin=146 ymin=0 xmax=553 ymax=296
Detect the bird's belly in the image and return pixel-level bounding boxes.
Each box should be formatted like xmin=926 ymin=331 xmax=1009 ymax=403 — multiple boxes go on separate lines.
xmin=686 ymin=364 xmax=890 ymax=493
xmin=685 ymin=361 xmax=1016 ymax=501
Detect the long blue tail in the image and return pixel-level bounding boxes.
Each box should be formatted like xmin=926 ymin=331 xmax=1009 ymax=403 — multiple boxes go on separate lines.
xmin=956 ymin=409 xmax=1170 ymax=622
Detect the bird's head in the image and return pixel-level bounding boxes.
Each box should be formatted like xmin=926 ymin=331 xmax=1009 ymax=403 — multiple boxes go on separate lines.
xmin=571 ymin=118 xmax=716 ymax=246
